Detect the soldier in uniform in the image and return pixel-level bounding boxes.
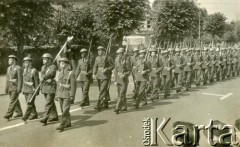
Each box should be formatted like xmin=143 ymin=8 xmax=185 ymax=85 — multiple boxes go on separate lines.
xmin=220 ymin=48 xmax=227 ymax=80
xmin=93 ymin=46 xmax=115 ymax=111
xmin=162 ymin=50 xmax=175 ymax=98
xmin=183 ymin=49 xmax=195 ymax=91
xmin=132 ymin=50 xmax=151 ymax=108
xmin=232 ymin=48 xmax=238 ymax=77
xmin=22 ymin=57 xmax=39 ymax=122
xmin=148 ymin=48 xmax=163 ymax=102
xmin=75 ymin=48 xmax=93 ymax=107
xmin=201 ymin=48 xmax=210 ymax=85
xmin=174 ymin=48 xmax=186 ymax=93
xmin=130 ymin=48 xmax=139 ymax=93
xmin=39 ymin=53 xmax=59 ymax=126
xmin=208 ymin=48 xmax=216 ymax=83
xmin=215 ymin=47 xmax=221 ymax=81
xmin=169 ymin=48 xmax=176 ymax=88
xmin=193 ymin=48 xmax=203 ymax=86
xmin=113 ymin=48 xmax=131 ymax=114
xmin=4 ymin=55 xmax=23 ymax=120
xmin=226 ymin=48 xmax=233 ymax=78
xmin=55 ymin=57 xmax=76 ymax=132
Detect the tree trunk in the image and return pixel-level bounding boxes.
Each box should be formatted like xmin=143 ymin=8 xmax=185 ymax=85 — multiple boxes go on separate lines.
xmin=17 ymin=37 xmax=24 ymax=66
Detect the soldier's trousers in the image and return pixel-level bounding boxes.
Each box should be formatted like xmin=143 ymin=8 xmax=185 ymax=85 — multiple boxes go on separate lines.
xmin=194 ymin=69 xmax=201 ymax=85
xmin=208 ymin=67 xmax=215 ymax=82
xmin=5 ymin=90 xmax=23 ymax=117
xmin=231 ymin=64 xmax=237 ymax=76
xmin=97 ymin=79 xmax=109 ymax=109
xmin=80 ymin=81 xmax=90 ymax=105
xmin=162 ymin=74 xmax=171 ymax=96
xmin=149 ymin=77 xmax=160 ymax=100
xmin=135 ymin=81 xmax=147 ymax=107
xmin=227 ymin=64 xmax=232 ymax=77
xmin=41 ymin=93 xmax=58 ymax=122
xmin=115 ymin=82 xmax=128 ymax=111
xmin=201 ymin=68 xmax=208 ymax=85
xmin=59 ymin=98 xmax=71 ymax=127
xmin=184 ymin=71 xmax=191 ymax=90
xmin=174 ymin=72 xmax=183 ymax=90
xmin=215 ymin=66 xmax=221 ymax=81
xmin=132 ymin=74 xmax=137 ymax=93
xmin=23 ymin=93 xmax=38 ymax=119
xmin=221 ymin=66 xmax=227 ymax=79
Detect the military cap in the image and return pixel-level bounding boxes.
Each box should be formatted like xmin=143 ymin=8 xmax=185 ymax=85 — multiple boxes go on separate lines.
xmin=80 ymin=48 xmax=88 ymax=53
xmin=195 ymin=48 xmax=200 ymax=51
xmin=162 ymin=50 xmax=169 ymax=54
xmin=97 ymin=46 xmax=106 ymax=50
xmin=175 ymin=48 xmax=181 ymax=52
xmin=23 ymin=56 xmax=33 ymax=62
xmin=58 ymin=57 xmax=69 ymax=63
xmin=133 ymin=48 xmax=139 ymax=52
xmin=42 ymin=53 xmax=53 ymax=59
xmin=149 ymin=48 xmax=157 ymax=52
xmin=203 ymin=47 xmax=208 ymax=51
xmin=139 ymin=50 xmax=146 ymax=54
xmin=8 ymin=55 xmax=18 ymax=60
xmin=116 ymin=48 xmax=124 ymax=53
xmin=181 ymin=48 xmax=186 ymax=51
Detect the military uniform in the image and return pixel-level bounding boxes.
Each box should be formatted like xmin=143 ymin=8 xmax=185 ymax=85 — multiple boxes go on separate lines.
xmin=208 ymin=51 xmax=216 ymax=82
xmin=22 ymin=57 xmax=39 ymax=121
xmin=193 ymin=51 xmax=202 ymax=86
xmin=173 ymin=50 xmax=186 ymax=92
xmin=215 ymin=51 xmax=221 ymax=81
xmin=130 ymin=48 xmax=139 ymax=93
xmin=226 ymin=51 xmax=232 ymax=78
xmin=183 ymin=51 xmax=195 ymax=91
xmin=220 ymin=51 xmax=227 ymax=80
xmin=162 ymin=51 xmax=175 ymax=98
xmin=40 ymin=54 xmax=59 ymax=125
xmin=133 ymin=52 xmax=151 ymax=108
xmin=114 ymin=49 xmax=131 ymax=113
xmin=56 ymin=58 xmax=76 ymax=131
xmin=75 ymin=49 xmax=94 ymax=107
xmin=93 ymin=47 xmax=115 ymax=111
xmin=4 ymin=55 xmax=23 ymax=119
xmin=148 ymin=52 xmax=163 ymax=101
xmin=201 ymin=51 xmax=210 ymax=85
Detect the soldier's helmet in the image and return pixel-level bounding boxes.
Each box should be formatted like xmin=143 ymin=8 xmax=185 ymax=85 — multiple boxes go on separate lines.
xmin=97 ymin=46 xmax=106 ymax=50
xmin=149 ymin=48 xmax=157 ymax=52
xmin=162 ymin=50 xmax=169 ymax=54
xmin=116 ymin=48 xmax=124 ymax=53
xmin=23 ymin=57 xmax=33 ymax=62
xmin=175 ymin=48 xmax=181 ymax=52
xmin=203 ymin=47 xmax=208 ymax=51
xmin=58 ymin=57 xmax=69 ymax=63
xmin=42 ymin=53 xmax=53 ymax=59
xmin=133 ymin=48 xmax=139 ymax=52
xmin=139 ymin=50 xmax=146 ymax=54
xmin=80 ymin=48 xmax=88 ymax=53
xmin=8 ymin=55 xmax=18 ymax=60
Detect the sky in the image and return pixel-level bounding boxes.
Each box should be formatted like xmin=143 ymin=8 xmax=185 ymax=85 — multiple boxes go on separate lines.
xmin=149 ymin=0 xmax=240 ymax=22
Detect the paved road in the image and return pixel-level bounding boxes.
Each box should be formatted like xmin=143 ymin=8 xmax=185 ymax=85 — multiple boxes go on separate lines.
xmin=0 ymin=75 xmax=240 ymax=147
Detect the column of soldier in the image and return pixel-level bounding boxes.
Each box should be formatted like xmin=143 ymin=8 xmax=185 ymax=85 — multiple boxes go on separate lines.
xmin=3 ymin=37 xmax=240 ymax=132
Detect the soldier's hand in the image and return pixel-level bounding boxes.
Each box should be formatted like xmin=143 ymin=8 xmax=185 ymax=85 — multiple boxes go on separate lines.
xmin=141 ymin=71 xmax=146 ymax=75
xmin=69 ymin=97 xmax=74 ymax=104
xmin=55 ymin=97 xmax=59 ymax=101
xmin=167 ymin=67 xmax=171 ymax=71
xmin=103 ymin=68 xmax=107 ymax=73
xmin=93 ymin=75 xmax=96 ymax=79
xmin=114 ymin=82 xmax=117 ymax=85
xmin=67 ymin=36 xmax=74 ymax=43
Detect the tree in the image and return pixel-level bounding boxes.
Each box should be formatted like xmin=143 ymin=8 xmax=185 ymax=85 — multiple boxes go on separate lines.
xmin=152 ymin=0 xmax=201 ymax=43
xmin=203 ymin=12 xmax=226 ymax=38
xmin=0 ymin=0 xmax=55 ymax=61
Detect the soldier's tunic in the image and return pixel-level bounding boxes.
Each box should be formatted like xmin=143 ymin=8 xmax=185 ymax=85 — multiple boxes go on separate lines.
xmin=5 ymin=64 xmax=23 ymax=118
xmin=114 ymin=56 xmax=131 ymax=111
xmin=162 ymin=56 xmax=175 ymax=97
xmin=93 ymin=55 xmax=114 ymax=109
xmin=75 ymin=57 xmax=93 ymax=106
xmin=133 ymin=57 xmax=151 ymax=108
xmin=56 ymin=68 xmax=76 ymax=128
xmin=40 ymin=64 xmax=58 ymax=122
xmin=130 ymin=55 xmax=138 ymax=92
xmin=183 ymin=54 xmax=195 ymax=90
xmin=215 ymin=53 xmax=221 ymax=81
xmin=232 ymin=52 xmax=238 ymax=76
xmin=148 ymin=56 xmax=162 ymax=101
xmin=173 ymin=55 xmax=186 ymax=91
xmin=193 ymin=53 xmax=203 ymax=85
xmin=227 ymin=53 xmax=232 ymax=77
xmin=22 ymin=67 xmax=39 ymax=120
xmin=202 ymin=53 xmax=210 ymax=85
xmin=220 ymin=53 xmax=227 ymax=80
xmin=208 ymin=53 xmax=216 ymax=82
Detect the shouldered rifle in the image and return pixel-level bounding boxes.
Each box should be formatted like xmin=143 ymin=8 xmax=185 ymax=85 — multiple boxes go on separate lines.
xmin=28 ymin=36 xmax=73 ymax=104
xmin=86 ymin=38 xmax=93 ymax=72
xmin=104 ymin=35 xmax=113 ymax=69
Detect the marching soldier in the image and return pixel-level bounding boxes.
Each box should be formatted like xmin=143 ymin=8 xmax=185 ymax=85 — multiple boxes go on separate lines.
xmin=169 ymin=48 xmax=176 ymax=88
xmin=226 ymin=48 xmax=232 ymax=78
xmin=130 ymin=48 xmax=139 ymax=93
xmin=174 ymin=48 xmax=186 ymax=93
xmin=215 ymin=47 xmax=221 ymax=81
xmin=220 ymin=48 xmax=227 ymax=80
xmin=232 ymin=48 xmax=238 ymax=77
xmin=148 ymin=48 xmax=163 ymax=102
xmin=4 ymin=55 xmax=23 ymax=120
xmin=55 ymin=57 xmax=76 ymax=132
xmin=39 ymin=53 xmax=59 ymax=126
xmin=132 ymin=50 xmax=151 ymax=108
xmin=113 ymin=48 xmax=131 ymax=114
xmin=75 ymin=48 xmax=94 ymax=107
xmin=201 ymin=48 xmax=210 ymax=85
xmin=183 ymin=49 xmax=195 ymax=91
xmin=22 ymin=57 xmax=39 ymax=122
xmin=162 ymin=50 xmax=175 ymax=98
xmin=208 ymin=48 xmax=216 ymax=83
xmin=193 ymin=48 xmax=202 ymax=86
xmin=93 ymin=46 xmax=115 ymax=111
